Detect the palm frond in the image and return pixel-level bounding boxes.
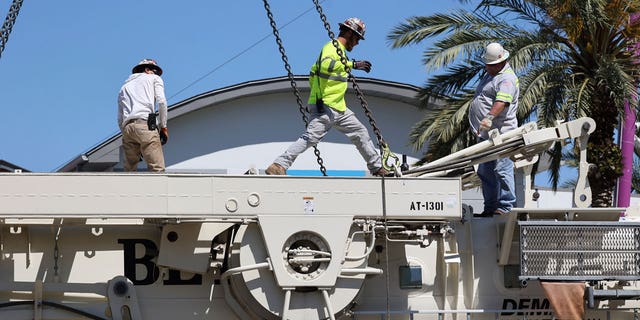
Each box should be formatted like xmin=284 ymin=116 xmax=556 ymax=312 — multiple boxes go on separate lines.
xmin=546 ymin=141 xmax=564 ymax=190
xmin=387 ymin=11 xmax=485 ymax=48
xmin=417 ymin=63 xmax=484 ymax=104
xmin=594 ymin=58 xmax=635 ymax=111
xmin=476 ymin=0 xmax=546 ymax=27
xmin=408 ymin=91 xmax=475 ymax=153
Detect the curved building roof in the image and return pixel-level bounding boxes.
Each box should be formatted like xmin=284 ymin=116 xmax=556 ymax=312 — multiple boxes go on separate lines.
xmin=59 ymin=76 xmax=426 ymax=174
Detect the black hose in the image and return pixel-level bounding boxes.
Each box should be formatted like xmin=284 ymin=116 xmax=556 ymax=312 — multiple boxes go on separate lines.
xmin=0 ymin=300 xmax=107 ymax=320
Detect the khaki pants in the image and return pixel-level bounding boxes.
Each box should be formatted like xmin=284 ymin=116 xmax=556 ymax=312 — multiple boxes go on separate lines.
xmin=122 ymin=122 xmax=165 ymax=172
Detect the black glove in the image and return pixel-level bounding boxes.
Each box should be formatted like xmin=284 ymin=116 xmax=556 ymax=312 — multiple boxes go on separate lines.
xmin=353 ymin=60 xmax=372 ymax=73
xmin=159 ymin=127 xmax=168 ymax=145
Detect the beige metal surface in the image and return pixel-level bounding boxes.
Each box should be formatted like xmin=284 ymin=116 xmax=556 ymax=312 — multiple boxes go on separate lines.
xmin=0 ymin=173 xmax=461 ymax=220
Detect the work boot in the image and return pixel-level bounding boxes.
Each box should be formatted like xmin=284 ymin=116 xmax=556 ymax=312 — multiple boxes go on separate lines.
xmin=265 ymin=163 xmax=286 ymax=175
xmin=373 ymin=167 xmax=391 ymax=177
xmin=477 ymin=210 xmax=494 ymax=218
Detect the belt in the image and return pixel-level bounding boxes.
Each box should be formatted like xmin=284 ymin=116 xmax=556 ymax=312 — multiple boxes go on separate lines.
xmin=125 ymin=118 xmax=146 ymax=126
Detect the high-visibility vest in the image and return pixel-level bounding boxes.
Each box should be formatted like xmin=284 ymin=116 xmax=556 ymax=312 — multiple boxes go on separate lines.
xmin=308 ymin=41 xmax=354 ymax=112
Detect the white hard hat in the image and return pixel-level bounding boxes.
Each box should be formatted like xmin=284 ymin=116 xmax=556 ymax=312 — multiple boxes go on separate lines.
xmin=483 ymin=43 xmax=510 ymax=65
xmin=339 ymin=17 xmax=366 ymax=40
xmin=132 ymin=58 xmax=163 ymax=76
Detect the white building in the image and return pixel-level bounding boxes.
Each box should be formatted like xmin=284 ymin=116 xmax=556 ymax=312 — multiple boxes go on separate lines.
xmin=59 ymin=76 xmax=425 ymax=176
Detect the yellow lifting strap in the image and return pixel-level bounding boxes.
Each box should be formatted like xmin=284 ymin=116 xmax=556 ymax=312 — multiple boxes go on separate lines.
xmin=381 ymin=143 xmax=402 ymax=176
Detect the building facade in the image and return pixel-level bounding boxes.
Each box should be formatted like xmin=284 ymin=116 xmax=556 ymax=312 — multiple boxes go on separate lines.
xmin=59 ymin=76 xmax=427 ymax=176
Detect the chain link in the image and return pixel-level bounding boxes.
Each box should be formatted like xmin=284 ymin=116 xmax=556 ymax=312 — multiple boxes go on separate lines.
xmin=0 ymin=0 xmax=24 ymax=60
xmin=262 ymin=0 xmax=327 ymax=176
xmin=311 ymin=0 xmax=401 ymax=174
xmin=53 ymin=226 xmax=61 ymax=279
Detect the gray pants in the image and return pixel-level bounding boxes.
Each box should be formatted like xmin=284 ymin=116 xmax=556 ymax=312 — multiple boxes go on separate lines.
xmin=274 ymin=106 xmax=382 ymax=174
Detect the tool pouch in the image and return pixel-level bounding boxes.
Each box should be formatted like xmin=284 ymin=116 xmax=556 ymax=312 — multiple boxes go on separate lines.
xmin=147 ymin=113 xmax=157 ymax=131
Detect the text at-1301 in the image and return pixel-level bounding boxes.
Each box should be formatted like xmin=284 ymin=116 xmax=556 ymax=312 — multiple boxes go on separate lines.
xmin=409 ymin=201 xmax=444 ymax=211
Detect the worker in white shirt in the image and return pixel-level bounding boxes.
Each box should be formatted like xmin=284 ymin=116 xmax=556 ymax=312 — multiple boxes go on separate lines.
xmin=117 ymin=59 xmax=168 ymax=172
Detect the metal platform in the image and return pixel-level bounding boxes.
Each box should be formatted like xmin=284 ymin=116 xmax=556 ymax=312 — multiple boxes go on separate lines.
xmin=0 ymin=173 xmax=462 ymax=222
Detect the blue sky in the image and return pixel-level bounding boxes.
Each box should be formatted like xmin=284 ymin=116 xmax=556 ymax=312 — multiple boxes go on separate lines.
xmin=2 ymin=0 xmax=476 ymax=173
xmin=0 ymin=0 xmax=576 ymax=187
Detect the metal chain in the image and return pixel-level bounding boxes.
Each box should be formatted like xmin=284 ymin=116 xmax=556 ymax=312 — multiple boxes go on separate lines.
xmin=262 ymin=0 xmax=327 ymax=176
xmin=53 ymin=225 xmax=61 ymax=280
xmin=0 ymin=0 xmax=24 ymax=60
xmin=311 ymin=0 xmax=401 ymax=173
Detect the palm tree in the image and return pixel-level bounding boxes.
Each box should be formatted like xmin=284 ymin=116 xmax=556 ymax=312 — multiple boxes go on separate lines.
xmin=388 ymin=0 xmax=640 ymax=207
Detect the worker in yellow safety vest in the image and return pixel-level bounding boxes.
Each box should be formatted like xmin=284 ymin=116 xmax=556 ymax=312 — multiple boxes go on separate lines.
xmin=266 ymin=17 xmax=389 ymax=176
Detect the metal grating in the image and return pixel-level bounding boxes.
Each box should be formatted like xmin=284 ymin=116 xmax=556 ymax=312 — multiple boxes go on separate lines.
xmin=520 ymin=221 xmax=640 ymax=280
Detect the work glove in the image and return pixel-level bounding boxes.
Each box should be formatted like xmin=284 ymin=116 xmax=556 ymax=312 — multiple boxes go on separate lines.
xmin=478 ymin=114 xmax=494 ymax=133
xmin=352 ymin=60 xmax=372 ymax=73
xmin=160 ymin=127 xmax=169 ymax=145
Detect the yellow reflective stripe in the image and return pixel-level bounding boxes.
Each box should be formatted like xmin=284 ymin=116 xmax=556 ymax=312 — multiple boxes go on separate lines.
xmin=323 ymin=74 xmax=347 ymax=82
xmin=496 ymin=92 xmax=513 ymax=102
xmin=311 ymin=72 xmax=347 ymax=82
